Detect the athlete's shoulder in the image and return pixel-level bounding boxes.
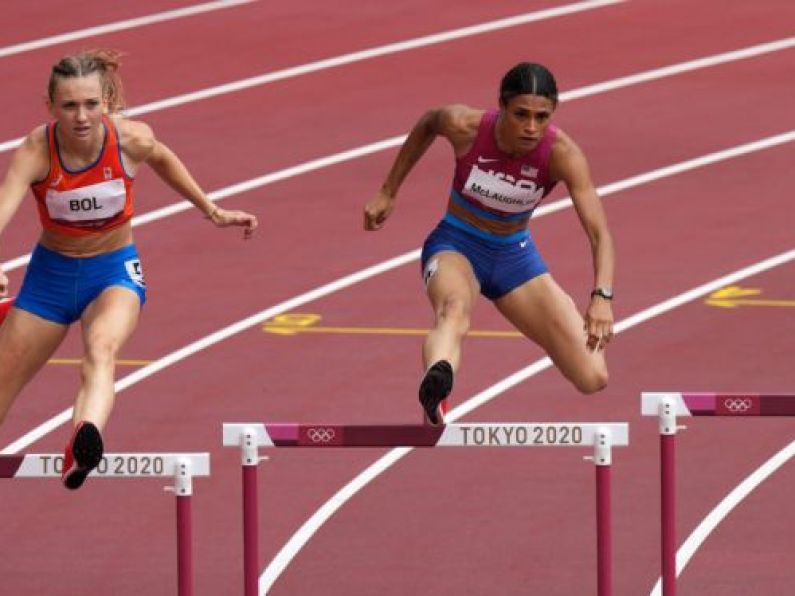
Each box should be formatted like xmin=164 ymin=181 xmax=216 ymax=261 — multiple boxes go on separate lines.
xmin=2 ymin=125 xmax=50 ymax=188
xmin=21 ymin=124 xmax=49 ymax=152
xmin=435 ymin=104 xmax=483 ymax=135
xmin=549 ymin=127 xmax=591 ymax=183
xmin=15 ymin=125 xmax=50 ymax=170
xmin=550 ymin=127 xmax=586 ymax=161
xmin=112 ymin=116 xmax=156 ymax=161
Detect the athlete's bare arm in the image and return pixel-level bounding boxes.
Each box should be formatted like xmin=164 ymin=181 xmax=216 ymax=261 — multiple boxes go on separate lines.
xmin=550 ymin=129 xmax=615 ymax=347
xmin=116 ymin=118 xmax=257 ymax=237
xmin=364 ymin=105 xmax=481 ymax=230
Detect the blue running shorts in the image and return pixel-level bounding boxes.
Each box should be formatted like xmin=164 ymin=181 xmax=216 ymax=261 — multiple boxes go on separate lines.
xmin=420 ymin=219 xmax=548 ymax=301
xmin=15 ymin=243 xmax=146 ymax=325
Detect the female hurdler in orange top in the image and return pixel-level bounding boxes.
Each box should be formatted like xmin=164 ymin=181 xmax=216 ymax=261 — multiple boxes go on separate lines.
xmin=0 ymin=50 xmax=258 ymax=489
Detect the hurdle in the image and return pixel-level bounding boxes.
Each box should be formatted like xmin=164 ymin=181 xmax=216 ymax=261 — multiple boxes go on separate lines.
xmin=223 ymin=422 xmax=630 ymax=596
xmin=641 ymin=392 xmax=795 ymax=595
xmin=0 ymin=452 xmax=210 ymax=596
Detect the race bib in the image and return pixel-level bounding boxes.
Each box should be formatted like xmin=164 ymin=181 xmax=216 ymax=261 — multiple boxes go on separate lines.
xmin=45 ymin=179 xmax=126 ymax=223
xmin=462 ymin=164 xmax=544 ymax=214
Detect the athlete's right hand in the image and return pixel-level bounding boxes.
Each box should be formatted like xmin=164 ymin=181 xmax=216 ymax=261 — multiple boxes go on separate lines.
xmin=363 ymin=192 xmax=396 ymax=231
xmin=0 ymin=266 xmax=8 ymax=298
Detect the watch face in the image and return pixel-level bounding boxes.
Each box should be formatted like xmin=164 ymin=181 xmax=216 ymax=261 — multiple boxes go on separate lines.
xmin=594 ymin=288 xmax=613 ymax=299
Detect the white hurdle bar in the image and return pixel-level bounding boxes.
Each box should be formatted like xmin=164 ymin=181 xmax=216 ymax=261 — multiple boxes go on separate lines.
xmin=223 ymin=422 xmax=629 ymax=596
xmin=0 ymin=452 xmax=210 ymax=596
xmin=641 ymin=391 xmax=795 ymax=596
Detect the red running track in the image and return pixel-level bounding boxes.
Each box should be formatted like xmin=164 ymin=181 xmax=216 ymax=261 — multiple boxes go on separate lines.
xmin=1 ymin=1 xmax=794 ymax=594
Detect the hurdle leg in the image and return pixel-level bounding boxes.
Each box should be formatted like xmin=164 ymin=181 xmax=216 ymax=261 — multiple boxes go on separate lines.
xmin=173 ymin=458 xmax=195 ymax=596
xmin=661 ymin=434 xmax=676 ymax=595
xmin=659 ymin=397 xmax=682 ymax=596
xmin=241 ymin=427 xmax=263 ymax=596
xmin=590 ymin=428 xmax=613 ymax=596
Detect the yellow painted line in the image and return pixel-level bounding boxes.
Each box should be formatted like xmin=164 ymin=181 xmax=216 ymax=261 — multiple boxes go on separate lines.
xmin=263 ymin=325 xmax=522 ymax=338
xmin=708 ymin=285 xmax=761 ymax=300
xmin=261 ymin=312 xmax=521 ymax=338
xmin=705 ymin=286 xmax=795 ymax=308
xmin=706 ymin=298 xmax=795 ymax=308
xmin=48 ymin=359 xmax=152 ymax=367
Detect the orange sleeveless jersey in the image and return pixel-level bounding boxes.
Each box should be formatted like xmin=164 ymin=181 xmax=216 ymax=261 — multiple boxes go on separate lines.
xmin=30 ymin=116 xmax=135 ymax=236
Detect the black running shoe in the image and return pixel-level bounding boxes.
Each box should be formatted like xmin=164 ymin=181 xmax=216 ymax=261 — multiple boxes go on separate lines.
xmin=419 ymin=360 xmax=454 ymax=426
xmin=62 ymin=422 xmax=104 ymax=490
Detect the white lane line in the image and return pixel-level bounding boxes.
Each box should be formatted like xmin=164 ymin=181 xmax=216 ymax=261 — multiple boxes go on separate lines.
xmin=259 ymin=248 xmax=795 ymax=594
xmin=0 ymin=0 xmax=622 ymax=153
xmin=7 ymin=6 xmax=794 ymax=153
xmin=2 ymin=121 xmax=792 ymax=276
xmin=2 ymin=128 xmax=792 ymax=453
xmin=0 ymin=135 xmax=404 ymax=274
xmin=120 ymin=0 xmax=623 ymax=116
xmin=649 ymin=440 xmax=795 ymax=595
xmin=1 ymin=35 xmax=790 ymax=260
xmin=2 ymin=31 xmax=792 ymax=157
xmin=563 ymin=36 xmax=795 ymax=101
xmin=0 ymin=0 xmax=255 ymax=60
xmin=0 ymin=250 xmax=418 ymax=455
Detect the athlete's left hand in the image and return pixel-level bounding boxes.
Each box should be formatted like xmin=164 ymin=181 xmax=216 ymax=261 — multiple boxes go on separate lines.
xmin=584 ymin=298 xmax=613 ymax=351
xmin=209 ymin=207 xmax=258 ymax=239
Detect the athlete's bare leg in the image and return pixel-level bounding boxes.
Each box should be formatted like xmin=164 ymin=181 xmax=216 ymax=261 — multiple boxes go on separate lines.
xmin=73 ymin=286 xmax=141 ymax=430
xmin=0 ymin=308 xmax=68 ymax=426
xmin=495 ymin=273 xmax=608 ymax=394
xmin=420 ymin=251 xmax=480 ymax=423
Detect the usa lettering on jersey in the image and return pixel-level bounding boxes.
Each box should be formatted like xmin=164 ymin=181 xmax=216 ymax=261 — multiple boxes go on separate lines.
xmin=462 ymin=164 xmax=544 ymax=213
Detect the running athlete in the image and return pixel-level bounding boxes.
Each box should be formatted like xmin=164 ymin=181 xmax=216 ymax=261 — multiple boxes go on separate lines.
xmin=364 ymin=63 xmax=615 ymax=425
xmin=0 ymin=50 xmax=258 ymax=489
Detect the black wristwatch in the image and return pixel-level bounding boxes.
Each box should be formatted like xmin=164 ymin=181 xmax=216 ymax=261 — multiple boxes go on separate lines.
xmin=591 ymin=287 xmax=614 ymax=300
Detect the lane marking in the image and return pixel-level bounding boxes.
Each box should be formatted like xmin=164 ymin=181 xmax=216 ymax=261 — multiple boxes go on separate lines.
xmin=649 ymin=440 xmax=795 ymax=596
xmin=265 ymin=326 xmax=523 ymax=338
xmin=0 ymin=0 xmax=256 ymax=60
xmin=705 ymin=286 xmax=795 ymax=308
xmin=262 ymin=315 xmax=522 ymax=338
xmin=2 ymin=129 xmax=792 ymax=455
xmin=0 ymin=0 xmax=621 ymax=153
xmin=48 ymin=358 xmax=150 ymax=367
xmin=3 ymin=20 xmax=794 ymax=152
xmin=0 ymin=250 xmax=420 ymax=455
xmin=3 ymin=128 xmax=793 ymax=276
xmin=0 ymin=25 xmax=791 ymax=583
xmin=259 ymin=248 xmax=795 ymax=593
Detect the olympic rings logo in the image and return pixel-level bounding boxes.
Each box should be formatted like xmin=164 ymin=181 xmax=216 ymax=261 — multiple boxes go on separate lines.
xmin=306 ymin=427 xmax=336 ymax=443
xmin=723 ymin=398 xmax=753 ymax=413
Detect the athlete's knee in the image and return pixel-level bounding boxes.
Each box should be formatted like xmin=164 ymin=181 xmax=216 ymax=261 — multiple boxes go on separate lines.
xmin=573 ymin=366 xmax=609 ymax=394
xmin=435 ymin=296 xmax=471 ymax=334
xmin=83 ymin=336 xmax=121 ymax=369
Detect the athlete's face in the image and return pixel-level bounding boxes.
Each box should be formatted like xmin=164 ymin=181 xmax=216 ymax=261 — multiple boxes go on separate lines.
xmin=48 ymin=73 xmax=107 ymax=145
xmin=498 ymin=94 xmax=556 ymax=154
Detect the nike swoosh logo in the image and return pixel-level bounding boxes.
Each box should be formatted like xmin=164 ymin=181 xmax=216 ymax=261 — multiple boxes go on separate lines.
xmin=477 ymin=157 xmax=500 ymax=163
